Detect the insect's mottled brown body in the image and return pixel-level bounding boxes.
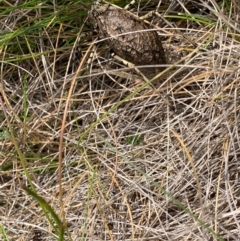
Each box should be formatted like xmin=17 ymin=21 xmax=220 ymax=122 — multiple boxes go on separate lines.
xmin=90 ymin=3 xmax=166 ymax=77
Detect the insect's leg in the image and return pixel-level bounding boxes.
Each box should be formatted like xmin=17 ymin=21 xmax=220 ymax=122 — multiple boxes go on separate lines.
xmin=112 ymin=54 xmax=135 ymax=70
xmin=139 ymin=11 xmax=157 ymax=20
xmin=112 ymin=54 xmax=154 ymax=89
xmin=114 ymin=54 xmax=174 ymax=108
xmin=87 ymin=44 xmax=98 ymax=69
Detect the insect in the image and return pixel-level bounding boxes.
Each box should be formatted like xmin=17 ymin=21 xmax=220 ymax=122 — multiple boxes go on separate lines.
xmin=89 ymin=0 xmax=166 ymax=78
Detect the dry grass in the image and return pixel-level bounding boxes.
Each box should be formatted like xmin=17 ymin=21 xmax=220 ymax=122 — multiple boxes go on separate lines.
xmin=1 ymin=0 xmax=240 ymax=240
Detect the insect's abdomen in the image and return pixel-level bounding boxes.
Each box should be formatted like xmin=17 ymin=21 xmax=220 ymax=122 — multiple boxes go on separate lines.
xmin=92 ymin=5 xmax=166 ymax=77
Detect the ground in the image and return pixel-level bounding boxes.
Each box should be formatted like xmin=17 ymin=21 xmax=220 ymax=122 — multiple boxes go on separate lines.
xmin=0 ymin=0 xmax=240 ymax=240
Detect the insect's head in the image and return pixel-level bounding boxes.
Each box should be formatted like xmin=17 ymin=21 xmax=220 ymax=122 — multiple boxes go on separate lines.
xmin=90 ymin=1 xmax=110 ymax=18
